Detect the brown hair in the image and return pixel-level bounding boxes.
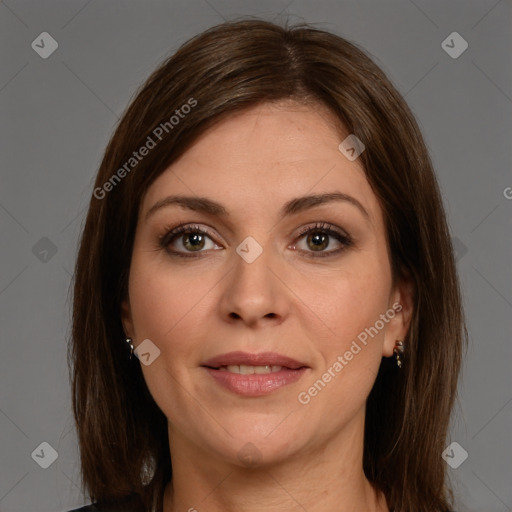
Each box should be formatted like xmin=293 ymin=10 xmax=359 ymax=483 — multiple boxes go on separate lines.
xmin=69 ymin=18 xmax=467 ymax=512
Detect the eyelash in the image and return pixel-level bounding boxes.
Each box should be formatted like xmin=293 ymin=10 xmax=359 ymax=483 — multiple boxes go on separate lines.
xmin=158 ymin=222 xmax=353 ymax=259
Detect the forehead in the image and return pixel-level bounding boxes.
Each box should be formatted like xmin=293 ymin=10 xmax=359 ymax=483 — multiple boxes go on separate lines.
xmin=141 ymin=101 xmax=382 ymax=227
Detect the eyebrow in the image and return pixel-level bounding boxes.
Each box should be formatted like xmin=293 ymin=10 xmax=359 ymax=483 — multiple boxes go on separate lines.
xmin=145 ymin=192 xmax=370 ymax=223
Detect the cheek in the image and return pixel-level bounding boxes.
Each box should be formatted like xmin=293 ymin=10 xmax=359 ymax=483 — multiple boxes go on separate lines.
xmin=127 ymin=258 xmax=211 ymax=416
xmin=297 ymin=253 xmax=392 ymax=345
xmin=128 ymin=255 xmax=210 ymax=342
xmin=298 ymin=254 xmax=392 ymax=401
xmin=296 ymin=287 xmax=390 ymax=428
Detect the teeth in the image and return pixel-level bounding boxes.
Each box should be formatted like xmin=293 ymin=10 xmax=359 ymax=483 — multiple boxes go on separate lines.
xmin=221 ymin=365 xmax=283 ymax=374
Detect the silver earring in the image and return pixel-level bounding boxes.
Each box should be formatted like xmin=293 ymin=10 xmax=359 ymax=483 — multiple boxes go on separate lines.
xmin=125 ymin=337 xmax=134 ymax=359
xmin=393 ymin=340 xmax=404 ymax=368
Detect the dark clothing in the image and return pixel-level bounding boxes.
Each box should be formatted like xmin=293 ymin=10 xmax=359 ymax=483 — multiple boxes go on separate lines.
xmin=68 ymin=506 xmax=102 ymax=512
xmin=69 ymin=506 xmax=456 ymax=512
xmin=68 ymin=494 xmax=147 ymax=512
xmin=68 ymin=506 xmax=148 ymax=512
xmin=68 ymin=498 xmax=455 ymax=512
xmin=68 ymin=505 xmax=147 ymax=512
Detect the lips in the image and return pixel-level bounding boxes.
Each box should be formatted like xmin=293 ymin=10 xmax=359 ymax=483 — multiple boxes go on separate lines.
xmin=201 ymin=351 xmax=308 ymax=370
xmin=201 ymin=351 xmax=309 ymax=396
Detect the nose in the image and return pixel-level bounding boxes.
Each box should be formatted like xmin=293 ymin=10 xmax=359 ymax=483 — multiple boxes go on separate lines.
xmin=219 ymin=240 xmax=289 ymax=328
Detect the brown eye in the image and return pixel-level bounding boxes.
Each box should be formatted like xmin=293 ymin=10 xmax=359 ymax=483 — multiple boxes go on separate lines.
xmin=293 ymin=222 xmax=353 ymax=258
xmin=305 ymin=231 xmax=329 ymax=251
xmin=159 ymin=224 xmax=220 ymax=258
xmin=181 ymin=232 xmax=206 ymax=252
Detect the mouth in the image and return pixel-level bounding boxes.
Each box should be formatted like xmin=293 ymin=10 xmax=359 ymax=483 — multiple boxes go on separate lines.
xmin=213 ymin=364 xmax=289 ymax=374
xmin=201 ymin=351 xmax=310 ymax=396
xmin=201 ymin=351 xmax=308 ymax=370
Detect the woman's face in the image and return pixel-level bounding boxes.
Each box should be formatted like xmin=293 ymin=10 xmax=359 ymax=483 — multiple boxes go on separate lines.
xmin=122 ymin=100 xmax=412 ymax=468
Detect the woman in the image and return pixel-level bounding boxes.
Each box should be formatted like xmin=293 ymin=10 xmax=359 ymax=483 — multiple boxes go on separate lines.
xmin=69 ymin=18 xmax=466 ymax=512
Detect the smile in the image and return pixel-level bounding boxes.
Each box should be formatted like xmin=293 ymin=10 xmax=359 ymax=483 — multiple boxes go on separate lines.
xmin=217 ymin=364 xmax=284 ymax=374
xmin=201 ymin=351 xmax=309 ymax=396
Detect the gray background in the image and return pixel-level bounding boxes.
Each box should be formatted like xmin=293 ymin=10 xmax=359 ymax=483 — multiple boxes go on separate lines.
xmin=0 ymin=1 xmax=511 ymax=511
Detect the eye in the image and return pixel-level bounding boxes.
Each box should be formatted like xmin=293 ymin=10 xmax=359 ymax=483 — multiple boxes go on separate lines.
xmin=159 ymin=221 xmax=353 ymax=259
xmin=159 ymin=224 xmax=221 ymax=258
xmin=292 ymin=222 xmax=353 ymax=258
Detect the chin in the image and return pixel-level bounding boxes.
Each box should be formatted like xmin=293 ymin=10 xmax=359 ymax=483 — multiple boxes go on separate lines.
xmin=198 ymin=421 xmax=303 ymax=469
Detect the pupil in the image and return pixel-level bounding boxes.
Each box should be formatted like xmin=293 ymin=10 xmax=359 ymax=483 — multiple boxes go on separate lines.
xmin=309 ymin=232 xmax=327 ymax=251
xmin=185 ymin=233 xmax=204 ymax=250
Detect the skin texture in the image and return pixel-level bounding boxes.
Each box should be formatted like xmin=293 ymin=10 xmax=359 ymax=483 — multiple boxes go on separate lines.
xmin=122 ymin=100 xmax=413 ymax=512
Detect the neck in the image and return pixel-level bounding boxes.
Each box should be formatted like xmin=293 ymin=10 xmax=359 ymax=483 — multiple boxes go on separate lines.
xmin=162 ymin=409 xmax=388 ymax=512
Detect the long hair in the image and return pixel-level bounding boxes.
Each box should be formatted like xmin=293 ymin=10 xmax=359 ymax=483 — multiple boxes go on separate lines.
xmin=69 ymin=18 xmax=467 ymax=512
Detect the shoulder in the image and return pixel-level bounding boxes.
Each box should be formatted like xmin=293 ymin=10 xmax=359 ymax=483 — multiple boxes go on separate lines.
xmin=67 ymin=495 xmax=146 ymax=512
xmin=67 ymin=505 xmax=144 ymax=512
xmin=67 ymin=505 xmax=100 ymax=512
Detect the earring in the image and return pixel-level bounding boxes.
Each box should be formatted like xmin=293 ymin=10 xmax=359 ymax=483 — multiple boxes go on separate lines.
xmin=393 ymin=340 xmax=404 ymax=368
xmin=125 ymin=337 xmax=134 ymax=359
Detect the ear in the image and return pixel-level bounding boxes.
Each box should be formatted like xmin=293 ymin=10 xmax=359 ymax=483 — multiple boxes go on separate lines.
xmin=121 ymin=296 xmax=135 ymax=340
xmin=382 ymin=270 xmax=415 ymax=358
